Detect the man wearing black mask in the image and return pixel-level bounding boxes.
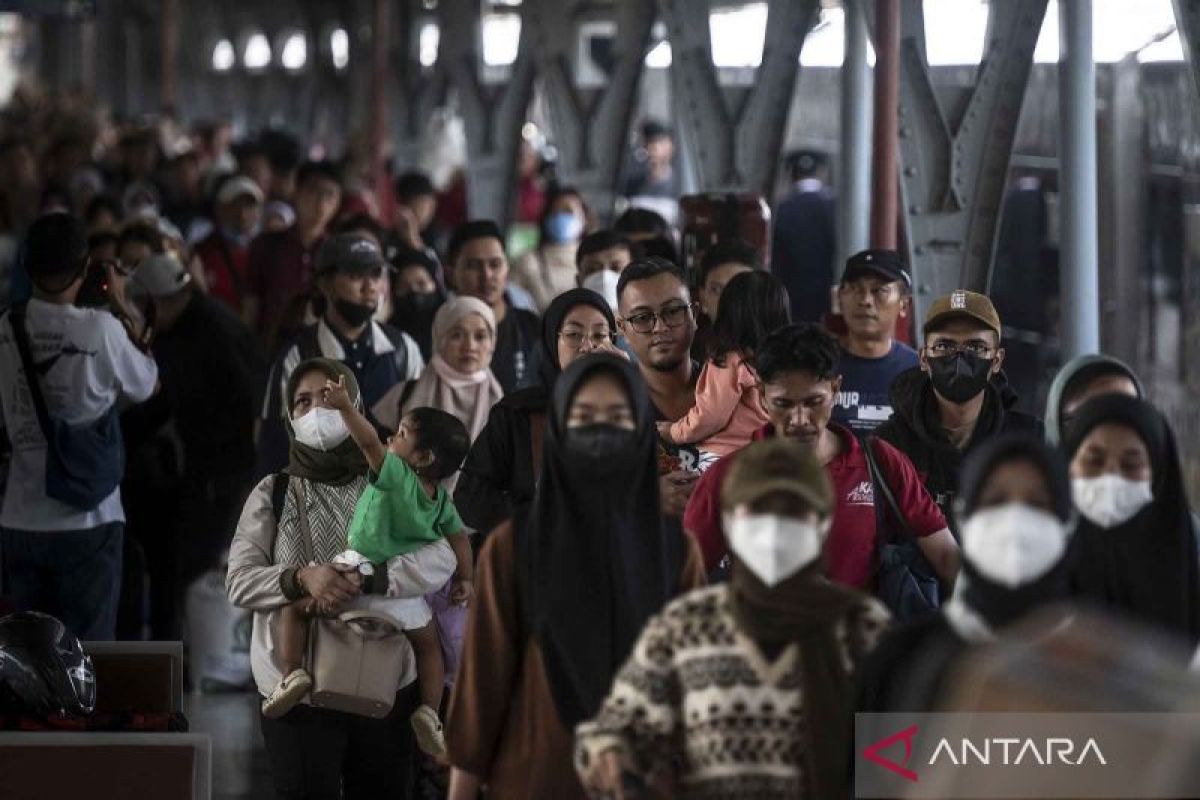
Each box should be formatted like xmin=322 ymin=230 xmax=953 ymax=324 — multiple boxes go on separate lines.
xmin=875 ymin=290 xmax=1042 ymax=532
xmin=254 ymin=233 xmax=424 ymax=476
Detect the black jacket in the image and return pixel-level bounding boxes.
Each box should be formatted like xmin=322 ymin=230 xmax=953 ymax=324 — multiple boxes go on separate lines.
xmin=453 ymin=387 xmax=543 ymax=536
xmin=874 ymin=368 xmax=1043 ymax=533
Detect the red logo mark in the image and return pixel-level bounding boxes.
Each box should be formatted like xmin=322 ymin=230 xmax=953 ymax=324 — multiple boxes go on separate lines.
xmin=863 ymin=724 xmax=920 ymax=783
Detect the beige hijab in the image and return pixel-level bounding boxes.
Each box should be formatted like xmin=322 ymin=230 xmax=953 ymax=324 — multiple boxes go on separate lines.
xmin=373 ymin=296 xmax=504 ymax=441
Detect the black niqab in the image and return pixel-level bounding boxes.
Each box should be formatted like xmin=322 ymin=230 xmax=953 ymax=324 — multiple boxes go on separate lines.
xmin=956 ymin=434 xmax=1078 ymax=629
xmin=1062 ymin=395 xmax=1200 ymax=644
xmin=515 ymin=353 xmax=684 ymax=726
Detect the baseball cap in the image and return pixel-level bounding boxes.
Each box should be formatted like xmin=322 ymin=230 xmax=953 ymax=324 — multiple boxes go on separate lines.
xmin=25 ymin=212 xmax=88 ymax=287
xmin=923 ymin=289 xmax=1002 ymax=338
xmin=315 ymin=233 xmax=385 ymax=274
xmin=721 ymin=438 xmax=832 ymax=516
xmin=216 ymin=175 xmax=264 ymax=206
xmin=841 ymin=249 xmax=912 ymax=288
xmin=133 ymin=252 xmax=192 ymax=298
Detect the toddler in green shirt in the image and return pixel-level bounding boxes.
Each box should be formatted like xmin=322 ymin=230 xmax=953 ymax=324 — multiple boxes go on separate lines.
xmin=263 ymin=376 xmax=474 ymax=760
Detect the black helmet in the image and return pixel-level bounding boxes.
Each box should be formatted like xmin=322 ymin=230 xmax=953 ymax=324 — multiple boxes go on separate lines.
xmin=0 ymin=612 xmax=96 ymax=716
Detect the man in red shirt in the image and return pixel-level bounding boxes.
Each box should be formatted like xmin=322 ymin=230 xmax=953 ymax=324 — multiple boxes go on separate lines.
xmin=684 ymin=323 xmax=960 ymax=590
xmin=243 ymin=160 xmax=342 ymax=348
xmin=193 ymin=175 xmax=263 ymax=313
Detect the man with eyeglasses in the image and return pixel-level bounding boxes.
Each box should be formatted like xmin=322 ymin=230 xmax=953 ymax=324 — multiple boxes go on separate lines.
xmin=616 ymin=258 xmax=703 ymax=518
xmin=832 ymin=250 xmax=918 ymax=433
xmin=876 ymin=289 xmax=1043 ymax=529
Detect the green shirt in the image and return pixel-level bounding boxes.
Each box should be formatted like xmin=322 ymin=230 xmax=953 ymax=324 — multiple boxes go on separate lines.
xmin=347 ymin=452 xmax=464 ymax=564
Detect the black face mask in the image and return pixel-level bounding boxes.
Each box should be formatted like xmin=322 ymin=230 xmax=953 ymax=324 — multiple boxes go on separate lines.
xmin=563 ymin=424 xmax=640 ymax=478
xmin=393 ymin=291 xmax=442 ymax=318
xmin=333 ymin=298 xmax=376 ymax=328
xmin=927 ymin=352 xmax=992 ymax=403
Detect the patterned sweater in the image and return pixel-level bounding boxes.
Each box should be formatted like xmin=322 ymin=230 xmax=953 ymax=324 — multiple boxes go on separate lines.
xmin=576 ymin=584 xmax=890 ymax=799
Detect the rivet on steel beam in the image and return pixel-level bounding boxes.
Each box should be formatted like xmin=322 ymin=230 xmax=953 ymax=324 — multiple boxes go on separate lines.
xmin=904 ymin=166 xmax=917 ymax=176
xmin=914 ymin=245 xmax=926 ymax=255
xmin=909 ymin=205 xmax=921 ymax=214
xmin=900 ymin=127 xmax=912 ymax=138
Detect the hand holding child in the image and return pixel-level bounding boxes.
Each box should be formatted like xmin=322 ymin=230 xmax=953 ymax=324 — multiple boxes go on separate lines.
xmin=450 ymin=578 xmax=474 ymax=607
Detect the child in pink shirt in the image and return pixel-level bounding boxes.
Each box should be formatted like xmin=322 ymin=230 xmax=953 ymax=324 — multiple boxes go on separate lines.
xmin=659 ymin=270 xmax=791 ymax=459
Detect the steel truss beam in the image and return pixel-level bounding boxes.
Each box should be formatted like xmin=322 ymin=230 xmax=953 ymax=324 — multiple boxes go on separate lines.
xmin=524 ymin=0 xmax=654 ymax=221
xmin=1172 ymin=0 xmax=1200 ymax=384
xmin=439 ymin=0 xmax=537 ymax=230
xmin=388 ymin=0 xmax=449 ymax=170
xmin=893 ymin=0 xmax=1048 ymax=328
xmin=658 ymin=0 xmax=818 ymax=195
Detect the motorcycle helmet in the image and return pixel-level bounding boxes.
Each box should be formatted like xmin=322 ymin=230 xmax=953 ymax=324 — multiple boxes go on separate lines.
xmin=0 ymin=611 xmax=96 ymax=716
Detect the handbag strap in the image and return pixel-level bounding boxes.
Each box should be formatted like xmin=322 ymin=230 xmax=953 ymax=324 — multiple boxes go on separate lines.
xmin=293 ymin=478 xmax=315 ymax=563
xmin=8 ymin=304 xmax=54 ymax=441
xmin=860 ymin=435 xmax=914 ymax=544
xmin=529 ymin=411 xmax=546 ymax=481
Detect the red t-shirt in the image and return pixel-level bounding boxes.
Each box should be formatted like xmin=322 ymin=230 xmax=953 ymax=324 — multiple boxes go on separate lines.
xmin=194 ymin=232 xmax=250 ymax=312
xmin=682 ymin=423 xmax=947 ymax=589
xmin=246 ymin=227 xmax=322 ymax=341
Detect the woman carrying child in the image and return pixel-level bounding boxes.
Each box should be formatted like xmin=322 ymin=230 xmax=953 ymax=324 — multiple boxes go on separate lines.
xmin=227 ymin=358 xmax=463 ymax=798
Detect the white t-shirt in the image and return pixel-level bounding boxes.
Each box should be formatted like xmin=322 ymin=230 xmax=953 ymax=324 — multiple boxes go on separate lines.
xmin=0 ymin=299 xmax=158 ymax=531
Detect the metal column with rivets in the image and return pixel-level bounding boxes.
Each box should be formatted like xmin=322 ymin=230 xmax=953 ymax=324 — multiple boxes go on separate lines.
xmin=524 ymin=0 xmax=654 ymax=222
xmin=892 ymin=0 xmax=1049 ymax=333
xmin=657 ymin=0 xmax=819 ymax=195
xmin=439 ymin=0 xmax=537 ymax=230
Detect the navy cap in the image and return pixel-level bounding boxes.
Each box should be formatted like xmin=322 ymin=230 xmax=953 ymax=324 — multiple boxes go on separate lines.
xmin=841 ymin=249 xmax=911 ymax=288
xmin=316 ymin=233 xmax=385 ymax=274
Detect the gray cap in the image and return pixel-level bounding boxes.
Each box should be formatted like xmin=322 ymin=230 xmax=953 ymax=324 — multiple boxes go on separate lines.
xmin=316 ymin=233 xmax=385 ymax=274
xmin=133 ymin=252 xmax=192 ymax=298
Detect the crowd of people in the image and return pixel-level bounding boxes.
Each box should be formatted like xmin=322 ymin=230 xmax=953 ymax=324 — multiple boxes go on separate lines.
xmin=0 ymin=101 xmax=1195 ymax=800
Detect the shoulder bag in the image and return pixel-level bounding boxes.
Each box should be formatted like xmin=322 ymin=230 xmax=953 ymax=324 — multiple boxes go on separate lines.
xmin=291 ymin=478 xmax=409 ymax=718
xmin=9 ymin=304 xmax=125 ymax=511
xmin=861 ymin=436 xmax=940 ymax=623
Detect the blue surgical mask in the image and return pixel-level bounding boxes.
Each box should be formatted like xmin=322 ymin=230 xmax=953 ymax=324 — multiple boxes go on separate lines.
xmin=544 ymin=211 xmax=584 ymax=244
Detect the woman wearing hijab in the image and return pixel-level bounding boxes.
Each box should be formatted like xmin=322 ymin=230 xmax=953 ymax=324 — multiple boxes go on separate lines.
xmin=445 ymin=354 xmax=705 ymax=799
xmin=452 ymin=288 xmax=622 ymax=535
xmin=857 ymin=434 xmax=1079 ymax=713
xmin=1044 ymin=354 xmax=1143 ymax=446
xmin=1063 ymin=394 xmax=1199 ymax=644
xmin=577 ymin=438 xmax=887 ymax=799
xmin=226 ymin=358 xmax=457 ymax=798
xmin=373 ymin=296 xmax=503 ymax=449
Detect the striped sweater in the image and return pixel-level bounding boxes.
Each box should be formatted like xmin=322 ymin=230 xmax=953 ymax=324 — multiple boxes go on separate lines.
xmin=576 ymin=584 xmax=890 ymax=799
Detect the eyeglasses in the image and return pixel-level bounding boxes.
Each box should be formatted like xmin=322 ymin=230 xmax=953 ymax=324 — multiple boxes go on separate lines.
xmin=620 ymin=303 xmax=695 ymax=334
xmin=558 ymin=329 xmax=616 ymax=350
xmin=926 ymin=340 xmax=994 ymax=359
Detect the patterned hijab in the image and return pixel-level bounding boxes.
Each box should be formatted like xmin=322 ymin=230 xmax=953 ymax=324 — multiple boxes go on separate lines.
xmin=283 ymin=358 xmax=368 ymax=486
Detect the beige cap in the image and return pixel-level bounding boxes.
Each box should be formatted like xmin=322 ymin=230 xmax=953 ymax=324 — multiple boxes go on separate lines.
xmin=721 ymin=438 xmax=832 ymax=515
xmin=923 ymin=289 xmax=1001 ymax=337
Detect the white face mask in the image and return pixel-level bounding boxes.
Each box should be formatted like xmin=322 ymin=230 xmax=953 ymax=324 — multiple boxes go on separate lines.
xmin=1072 ymin=474 xmax=1153 ymax=529
xmin=961 ymin=503 xmax=1070 ymax=588
xmin=582 ymin=270 xmax=620 ymax=311
xmin=723 ymin=512 xmax=830 ymax=587
xmin=292 ymin=407 xmax=350 ymax=451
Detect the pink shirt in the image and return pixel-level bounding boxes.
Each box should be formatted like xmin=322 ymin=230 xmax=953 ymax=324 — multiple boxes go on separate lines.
xmin=667 ymin=352 xmax=770 ymax=457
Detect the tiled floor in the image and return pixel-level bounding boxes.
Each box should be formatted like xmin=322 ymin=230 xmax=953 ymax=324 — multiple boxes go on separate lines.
xmin=184 ymin=691 xmax=274 ymax=800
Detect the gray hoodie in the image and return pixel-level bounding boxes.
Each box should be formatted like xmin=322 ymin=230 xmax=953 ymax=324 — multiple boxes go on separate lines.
xmin=1043 ymin=354 xmax=1144 ymax=446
